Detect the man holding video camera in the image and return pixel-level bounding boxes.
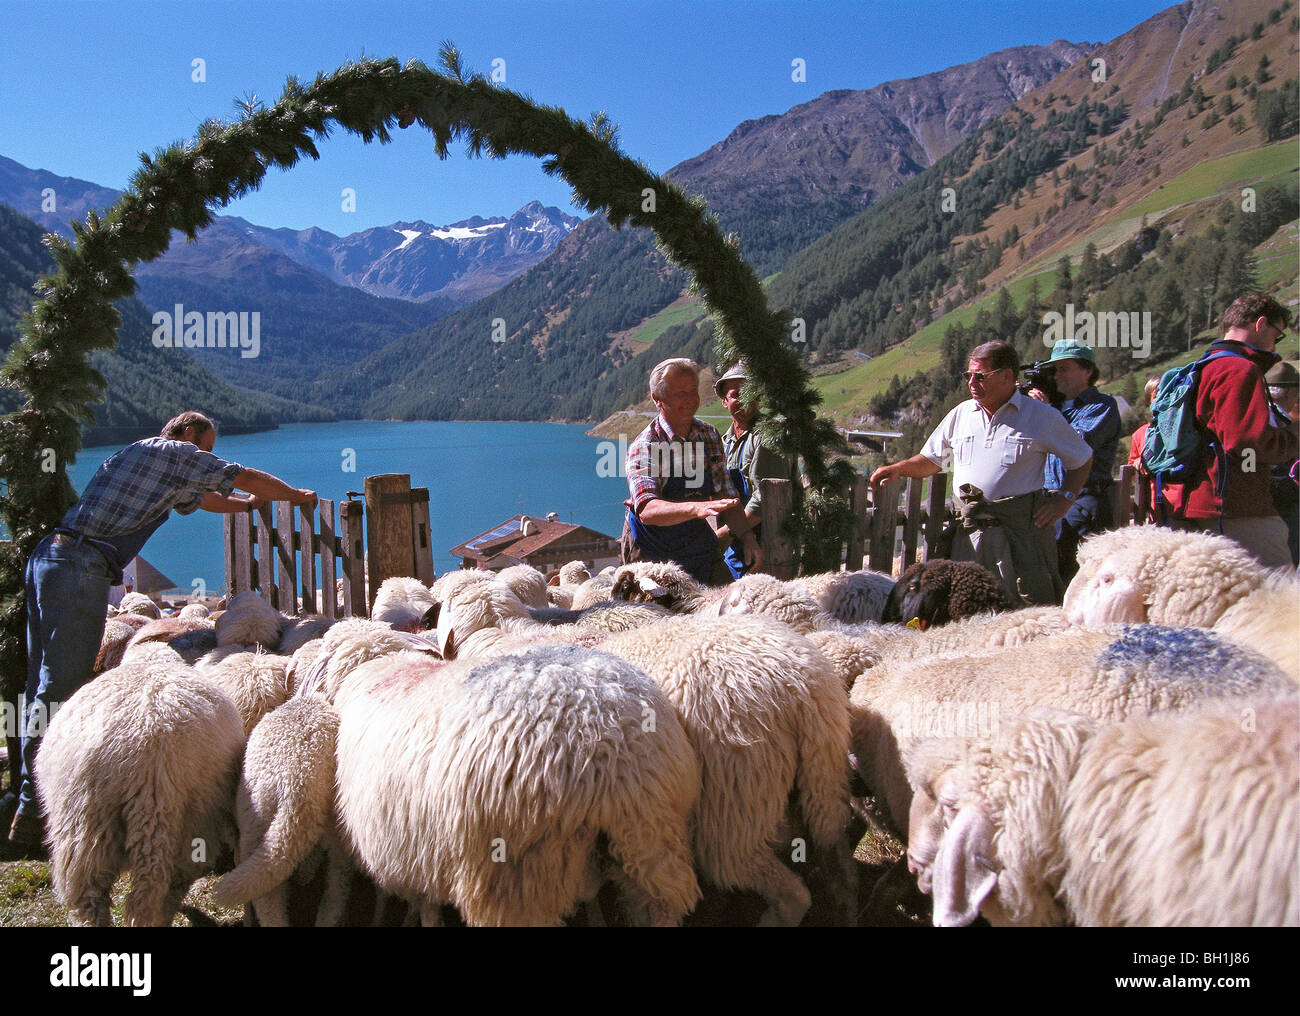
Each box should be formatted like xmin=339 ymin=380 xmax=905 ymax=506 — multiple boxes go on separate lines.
xmin=1030 ymin=341 xmax=1121 ymax=583
xmin=871 ymin=340 xmax=1092 ymax=605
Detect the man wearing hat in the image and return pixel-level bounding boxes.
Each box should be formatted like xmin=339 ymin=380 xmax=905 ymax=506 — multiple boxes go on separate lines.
xmin=1266 ymin=359 xmax=1299 ymax=565
xmin=714 ymin=360 xmax=788 ymax=579
xmin=1037 ymin=340 xmax=1121 ymax=583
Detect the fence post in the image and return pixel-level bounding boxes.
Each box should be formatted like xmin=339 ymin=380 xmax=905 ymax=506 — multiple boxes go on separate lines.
xmin=299 ymin=504 xmax=317 ymax=615
xmin=868 ymin=481 xmax=899 ymax=574
xmin=1115 ymin=465 xmax=1136 ymax=528
xmin=901 ymin=476 xmax=925 ymax=571
xmin=409 ymin=487 xmax=436 ymax=585
xmin=340 ymin=498 xmax=366 ymax=617
xmin=275 ymin=501 xmax=298 ymax=614
xmin=846 ymin=477 xmax=868 ymax=571
xmin=318 ymin=498 xmax=337 ymax=620
xmin=758 ymin=478 xmax=796 ymax=580
xmin=255 ymin=503 xmax=275 ymax=610
xmin=923 ymin=473 xmax=948 ymax=561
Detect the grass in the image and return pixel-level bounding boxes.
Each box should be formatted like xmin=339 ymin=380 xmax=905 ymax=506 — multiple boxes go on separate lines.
xmin=623 ymin=296 xmax=705 ymax=348
xmin=1123 ymin=139 xmax=1300 ymax=222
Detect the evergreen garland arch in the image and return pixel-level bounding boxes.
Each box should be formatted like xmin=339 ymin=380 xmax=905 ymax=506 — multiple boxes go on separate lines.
xmin=0 ymin=50 xmax=853 ymax=708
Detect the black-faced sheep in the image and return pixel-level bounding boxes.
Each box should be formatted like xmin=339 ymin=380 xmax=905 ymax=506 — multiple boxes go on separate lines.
xmin=904 ymin=697 xmax=1299 ymax=926
xmin=36 ymin=658 xmax=244 ymax=926
xmin=881 ymin=559 xmax=1011 ymax=629
xmin=334 ymin=645 xmax=702 ymax=926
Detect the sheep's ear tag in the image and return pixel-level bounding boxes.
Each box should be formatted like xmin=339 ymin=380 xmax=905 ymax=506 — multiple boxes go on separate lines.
xmin=906 ymin=617 xmax=925 ymax=631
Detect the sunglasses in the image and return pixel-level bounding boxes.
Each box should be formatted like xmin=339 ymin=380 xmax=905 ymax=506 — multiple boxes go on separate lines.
xmin=963 ymin=368 xmax=1009 ymax=384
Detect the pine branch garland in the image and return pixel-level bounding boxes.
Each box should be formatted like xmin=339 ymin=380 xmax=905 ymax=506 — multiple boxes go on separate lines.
xmin=0 ymin=53 xmax=848 ymax=708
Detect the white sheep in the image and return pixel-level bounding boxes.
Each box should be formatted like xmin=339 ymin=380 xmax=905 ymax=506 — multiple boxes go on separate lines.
xmin=570 ymin=574 xmax=615 ymax=610
xmin=496 ymin=564 xmax=549 ymax=609
xmin=36 ymin=657 xmax=244 ymax=926
xmin=790 ymin=568 xmax=896 ymax=624
xmin=600 ymin=613 xmax=852 ymax=926
xmin=557 ymin=560 xmax=591 ymax=586
xmin=276 ymin=613 xmax=334 ymax=657
xmin=370 ymin=576 xmax=436 ymax=631
xmin=117 ymin=591 xmax=162 ymax=619
xmin=851 ymin=623 xmax=1297 ymax=835
xmin=904 ymin=696 xmax=1299 ymax=926
xmin=124 ymin=616 xmax=218 ymax=665
xmin=1065 ymin=527 xmax=1300 ymax=682
xmin=334 ymin=645 xmax=702 ymax=926
xmin=215 ymin=591 xmax=282 ymax=649
xmin=177 ymin=602 xmax=210 ymax=622
xmin=293 ymin=617 xmax=443 ymax=701
xmin=712 ymin=572 xmax=834 ymax=632
xmin=213 ymin=693 xmax=347 ymax=926
xmin=609 ymin=561 xmax=720 ymax=613
xmin=194 ymin=646 xmax=292 ymax=735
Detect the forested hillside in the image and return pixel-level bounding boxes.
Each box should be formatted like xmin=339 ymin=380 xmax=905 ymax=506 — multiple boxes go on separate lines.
xmin=0 ymin=203 xmax=332 ymax=439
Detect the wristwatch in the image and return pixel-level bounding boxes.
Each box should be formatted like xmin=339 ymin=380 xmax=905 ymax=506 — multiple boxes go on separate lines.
xmin=1056 ymin=490 xmax=1078 ymax=503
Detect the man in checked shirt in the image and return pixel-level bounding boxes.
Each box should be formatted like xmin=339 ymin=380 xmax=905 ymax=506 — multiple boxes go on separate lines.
xmin=7 ymin=411 xmax=315 ymax=853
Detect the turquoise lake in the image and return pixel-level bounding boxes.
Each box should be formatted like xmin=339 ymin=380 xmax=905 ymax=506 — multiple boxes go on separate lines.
xmin=67 ymin=420 xmax=641 ymax=596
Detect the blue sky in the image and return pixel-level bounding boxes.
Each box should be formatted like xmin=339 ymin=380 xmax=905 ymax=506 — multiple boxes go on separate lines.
xmin=1 ymin=0 xmax=1176 ymax=235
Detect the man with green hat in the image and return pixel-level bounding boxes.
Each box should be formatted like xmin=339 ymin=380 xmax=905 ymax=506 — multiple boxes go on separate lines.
xmin=1037 ymin=339 xmax=1121 ymax=582
xmin=714 ymin=359 xmax=787 ymax=579
xmin=1266 ymin=359 xmax=1299 ymax=564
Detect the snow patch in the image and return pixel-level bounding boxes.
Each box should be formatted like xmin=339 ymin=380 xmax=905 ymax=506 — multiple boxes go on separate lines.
xmin=394 ymin=228 xmax=423 ymax=250
xmin=429 ymin=222 xmax=506 ymax=240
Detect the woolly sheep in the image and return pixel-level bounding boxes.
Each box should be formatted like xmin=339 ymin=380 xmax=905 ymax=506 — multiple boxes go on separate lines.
xmin=370 ymin=577 xmax=436 ymax=632
xmin=880 ymin=559 xmax=1011 ymax=628
xmin=213 ymin=693 xmax=345 ymax=926
xmin=904 ymin=697 xmax=1299 ymax=926
xmin=570 ymin=574 xmax=615 ymax=610
xmin=713 ymin=572 xmax=833 ymax=632
xmin=276 ymin=613 xmax=335 ymax=658
xmin=851 ymin=623 xmax=1297 ymax=835
xmin=117 ymin=591 xmax=162 ymax=619
xmin=94 ymin=617 xmax=144 ymax=674
xmin=294 ymin=618 xmax=442 ymax=702
xmin=125 ymin=617 xmax=217 ymax=665
xmin=1065 ymin=527 xmax=1298 ymax=681
xmin=36 ymin=657 xmax=244 ymax=926
xmin=194 ymin=646 xmax=292 ymax=735
xmin=600 ymin=614 xmax=852 ymax=925
xmin=334 ymin=645 xmax=701 ymax=926
xmin=557 ymin=560 xmax=591 ymax=586
xmin=178 ymin=602 xmax=210 ymax=622
xmin=790 ymin=568 xmax=896 ymax=624
xmin=546 ymin=586 xmax=575 ymax=609
xmin=216 ymin=591 xmax=282 ymax=649
xmin=496 ymin=564 xmax=549 ymax=609
xmin=609 ymin=561 xmax=719 ymax=613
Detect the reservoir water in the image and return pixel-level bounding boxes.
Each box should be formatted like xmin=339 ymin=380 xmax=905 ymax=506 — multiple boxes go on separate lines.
xmin=66 ymin=420 xmax=638 ymax=597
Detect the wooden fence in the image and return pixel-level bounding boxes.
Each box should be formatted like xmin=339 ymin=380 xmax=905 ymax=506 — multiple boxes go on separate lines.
xmin=223 ymin=473 xmax=434 ymax=618
xmin=758 ymin=463 xmax=1157 ymax=579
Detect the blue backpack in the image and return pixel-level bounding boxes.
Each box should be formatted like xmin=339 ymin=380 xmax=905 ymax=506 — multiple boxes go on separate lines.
xmin=1141 ymin=348 xmax=1251 ymax=524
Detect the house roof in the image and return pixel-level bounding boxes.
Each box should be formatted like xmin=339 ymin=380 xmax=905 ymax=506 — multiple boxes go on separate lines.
xmin=449 ymin=514 xmax=616 ymax=566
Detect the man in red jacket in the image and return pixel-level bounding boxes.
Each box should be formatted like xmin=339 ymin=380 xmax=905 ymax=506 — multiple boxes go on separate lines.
xmin=1164 ymin=294 xmax=1298 ymax=568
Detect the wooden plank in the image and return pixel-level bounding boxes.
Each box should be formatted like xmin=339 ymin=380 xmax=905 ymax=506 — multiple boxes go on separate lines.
xmin=364 ymin=474 xmax=415 ymax=611
xmin=845 ymin=477 xmax=868 ymax=571
xmin=758 ymin=478 xmax=795 ymax=580
xmin=231 ymin=510 xmax=253 ymax=597
xmin=340 ymin=499 xmax=366 ymax=617
xmin=223 ymin=514 xmax=236 ymax=597
xmin=868 ymin=480 xmax=899 ymax=574
xmin=923 ymin=472 xmax=948 ymax=561
xmin=299 ymin=503 xmax=317 ymax=614
xmin=902 ymin=476 xmax=925 ymax=570
xmin=410 ymin=487 xmax=435 ymax=586
xmin=1115 ymin=465 xmax=1136 ymax=528
xmin=1135 ymin=466 xmax=1152 ymax=525
xmin=276 ymin=501 xmax=297 ymax=615
xmin=317 ymin=499 xmax=336 ymax=620
xmin=255 ymin=502 xmax=275 ymax=610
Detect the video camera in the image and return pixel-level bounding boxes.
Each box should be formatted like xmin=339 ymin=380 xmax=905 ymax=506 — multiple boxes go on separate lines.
xmin=1019 ymin=360 xmax=1062 ymax=407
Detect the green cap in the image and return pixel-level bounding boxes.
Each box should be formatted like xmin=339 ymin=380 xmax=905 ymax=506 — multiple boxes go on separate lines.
xmin=1048 ymin=340 xmax=1096 ymax=364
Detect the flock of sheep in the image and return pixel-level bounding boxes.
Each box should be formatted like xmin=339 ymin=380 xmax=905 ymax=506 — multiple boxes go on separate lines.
xmin=29 ymin=526 xmax=1300 ymax=927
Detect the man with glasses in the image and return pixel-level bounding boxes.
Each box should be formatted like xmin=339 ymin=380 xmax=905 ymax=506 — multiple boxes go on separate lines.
xmin=1162 ymin=294 xmax=1297 ymax=568
xmin=870 ymin=340 xmax=1092 ymax=605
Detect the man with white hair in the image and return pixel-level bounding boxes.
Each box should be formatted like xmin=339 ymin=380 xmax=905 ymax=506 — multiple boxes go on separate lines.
xmin=622 ymin=358 xmax=762 ymax=583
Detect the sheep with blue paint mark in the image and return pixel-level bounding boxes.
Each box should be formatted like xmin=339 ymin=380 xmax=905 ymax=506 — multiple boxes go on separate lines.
xmin=850 ymin=623 xmax=1297 ymax=837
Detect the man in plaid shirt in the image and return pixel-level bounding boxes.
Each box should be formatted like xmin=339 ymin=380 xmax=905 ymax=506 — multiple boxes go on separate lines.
xmin=623 ymin=358 xmax=761 ymax=583
xmin=7 ymin=411 xmax=315 ymax=853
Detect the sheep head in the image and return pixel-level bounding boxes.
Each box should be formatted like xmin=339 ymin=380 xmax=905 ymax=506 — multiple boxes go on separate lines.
xmin=903 ymin=710 xmax=1095 ymax=927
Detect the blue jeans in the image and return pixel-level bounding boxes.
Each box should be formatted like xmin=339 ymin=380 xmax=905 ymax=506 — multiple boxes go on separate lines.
xmin=18 ymin=534 xmax=112 ymax=817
